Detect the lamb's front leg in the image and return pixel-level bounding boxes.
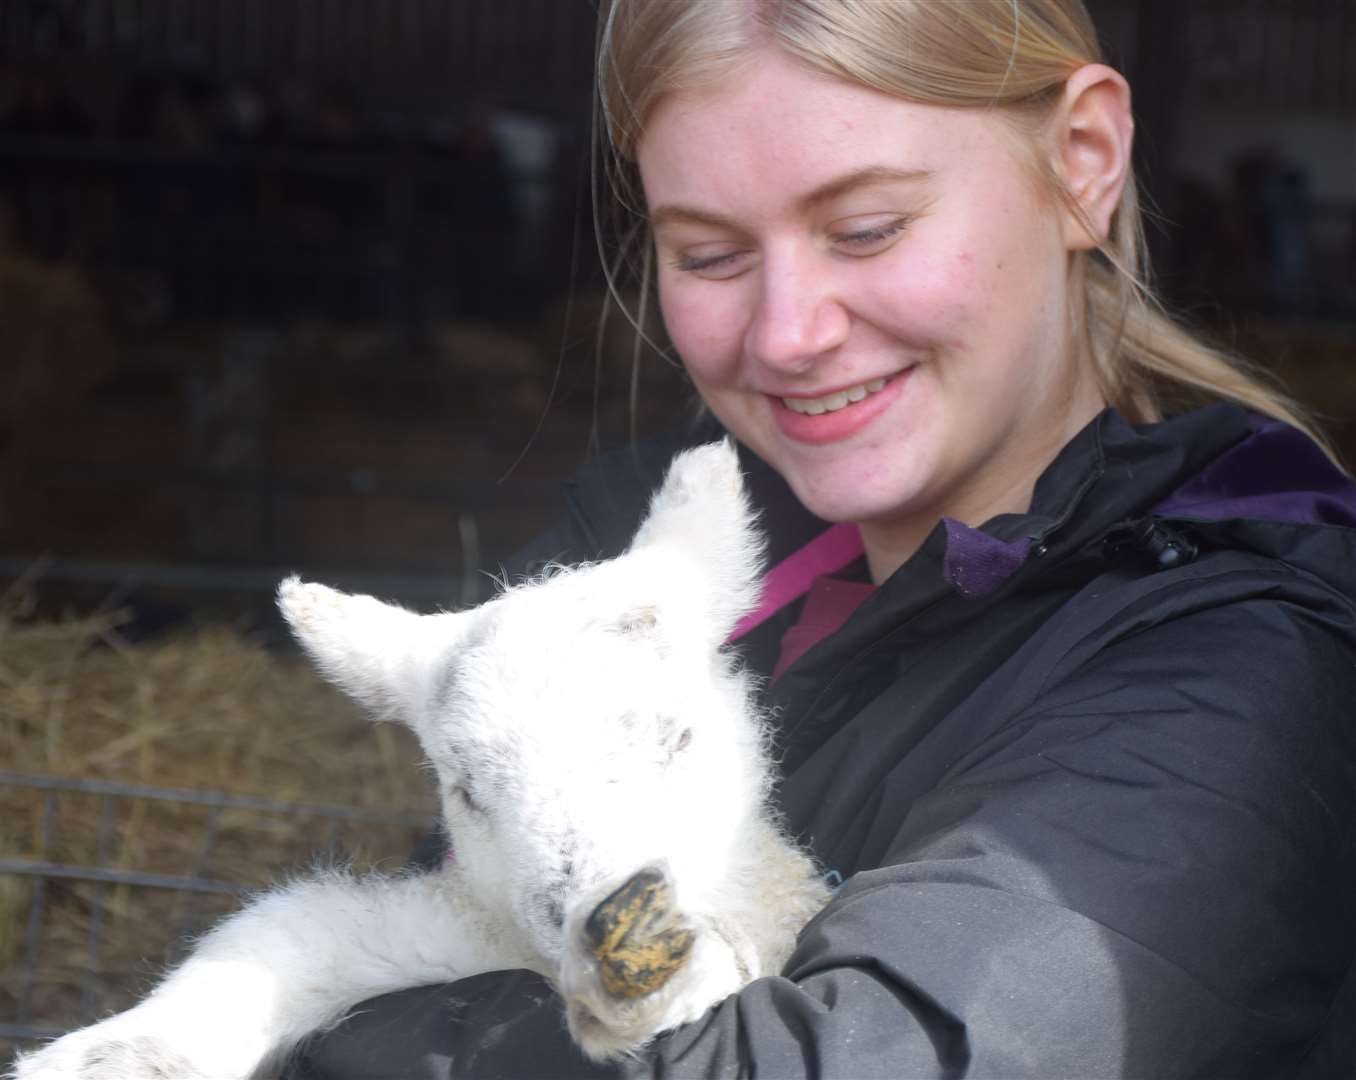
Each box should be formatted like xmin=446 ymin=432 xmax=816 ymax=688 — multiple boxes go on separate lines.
xmin=12 ymin=869 xmax=537 ymax=1080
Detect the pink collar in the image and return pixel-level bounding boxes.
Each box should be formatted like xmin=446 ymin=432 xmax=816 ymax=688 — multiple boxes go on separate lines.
xmin=728 ymin=523 xmax=865 ymax=642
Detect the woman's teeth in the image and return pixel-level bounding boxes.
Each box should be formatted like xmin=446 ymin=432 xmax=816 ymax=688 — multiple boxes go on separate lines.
xmin=782 ymin=377 xmax=888 ymax=416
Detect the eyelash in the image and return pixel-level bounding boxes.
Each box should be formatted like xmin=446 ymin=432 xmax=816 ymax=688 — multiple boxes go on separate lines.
xmin=671 ymin=216 xmax=913 ymax=275
xmin=831 ymin=216 xmax=912 ymax=247
xmin=673 ymin=251 xmax=739 ymax=274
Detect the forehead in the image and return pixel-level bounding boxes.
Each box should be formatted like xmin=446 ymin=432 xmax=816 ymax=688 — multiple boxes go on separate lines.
xmin=637 ymin=49 xmax=1023 ymax=217
xmin=450 ymin=562 xmax=668 ymax=688
xmin=440 ymin=600 xmax=682 ymax=768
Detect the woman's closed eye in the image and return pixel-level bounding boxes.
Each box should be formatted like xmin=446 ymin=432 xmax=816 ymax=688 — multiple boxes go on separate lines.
xmin=829 ymin=215 xmax=913 ymax=254
xmin=669 ymin=215 xmax=913 ymax=279
xmin=671 ymin=247 xmax=750 ymax=279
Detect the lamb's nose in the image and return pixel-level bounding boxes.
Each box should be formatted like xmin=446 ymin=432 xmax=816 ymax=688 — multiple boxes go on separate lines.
xmin=583 ymin=864 xmax=694 ymax=1000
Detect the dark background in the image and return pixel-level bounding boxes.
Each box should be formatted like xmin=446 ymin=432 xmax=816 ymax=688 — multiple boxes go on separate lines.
xmin=0 ymin=0 xmax=1352 ymax=625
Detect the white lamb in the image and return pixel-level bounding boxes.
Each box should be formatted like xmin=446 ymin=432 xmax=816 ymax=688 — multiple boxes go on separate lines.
xmin=13 ymin=440 xmax=830 ymax=1079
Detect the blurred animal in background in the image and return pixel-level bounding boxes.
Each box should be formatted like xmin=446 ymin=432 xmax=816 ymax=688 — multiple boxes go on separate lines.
xmin=13 ymin=440 xmax=829 ymax=1078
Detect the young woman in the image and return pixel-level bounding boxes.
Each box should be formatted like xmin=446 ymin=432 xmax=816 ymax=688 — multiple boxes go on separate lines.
xmin=293 ymin=2 xmax=1356 ymax=1075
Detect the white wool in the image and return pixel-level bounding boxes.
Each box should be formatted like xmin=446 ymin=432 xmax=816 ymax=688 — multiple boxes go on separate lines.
xmin=13 ymin=440 xmax=829 ymax=1078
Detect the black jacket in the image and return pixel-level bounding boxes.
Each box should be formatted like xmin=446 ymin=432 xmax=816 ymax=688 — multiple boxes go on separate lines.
xmin=292 ymin=406 xmax=1356 ymax=1079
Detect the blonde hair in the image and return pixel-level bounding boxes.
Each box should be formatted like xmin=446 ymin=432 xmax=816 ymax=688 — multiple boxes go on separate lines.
xmin=595 ymin=0 xmax=1336 ymax=456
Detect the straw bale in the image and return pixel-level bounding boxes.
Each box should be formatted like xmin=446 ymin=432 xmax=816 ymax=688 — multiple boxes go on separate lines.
xmin=0 ymin=583 xmax=437 ymax=1057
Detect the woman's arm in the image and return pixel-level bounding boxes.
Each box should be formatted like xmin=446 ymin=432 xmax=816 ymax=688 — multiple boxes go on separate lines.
xmin=290 ymin=592 xmax=1356 ymax=1078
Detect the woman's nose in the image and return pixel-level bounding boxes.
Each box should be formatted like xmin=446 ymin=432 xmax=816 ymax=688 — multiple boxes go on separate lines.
xmin=744 ymin=253 xmax=849 ymax=375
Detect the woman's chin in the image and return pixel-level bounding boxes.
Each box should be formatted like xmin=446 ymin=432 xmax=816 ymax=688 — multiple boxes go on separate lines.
xmin=786 ymin=476 xmax=927 ymax=531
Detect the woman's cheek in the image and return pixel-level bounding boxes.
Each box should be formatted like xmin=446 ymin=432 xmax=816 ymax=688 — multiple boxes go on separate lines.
xmin=860 ymin=249 xmax=979 ymax=350
xmin=659 ymin=281 xmax=744 ymax=377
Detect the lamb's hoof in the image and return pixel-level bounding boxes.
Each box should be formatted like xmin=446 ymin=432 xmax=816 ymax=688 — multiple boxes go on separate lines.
xmin=584 ymin=865 xmax=694 ymax=1000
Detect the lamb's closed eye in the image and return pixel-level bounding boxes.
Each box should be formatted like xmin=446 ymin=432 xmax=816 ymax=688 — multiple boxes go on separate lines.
xmin=445 ymin=764 xmax=487 ymax=815
xmin=656 ymin=716 xmax=693 ymax=762
xmin=663 ymin=728 xmax=693 ymax=767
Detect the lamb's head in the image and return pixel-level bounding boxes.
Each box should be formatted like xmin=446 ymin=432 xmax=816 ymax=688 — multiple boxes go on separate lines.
xmin=279 ymin=440 xmax=785 ymax=1055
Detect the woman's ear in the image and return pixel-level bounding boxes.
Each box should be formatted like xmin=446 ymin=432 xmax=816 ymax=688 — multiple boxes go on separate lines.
xmin=1055 ymin=63 xmax=1134 ymax=252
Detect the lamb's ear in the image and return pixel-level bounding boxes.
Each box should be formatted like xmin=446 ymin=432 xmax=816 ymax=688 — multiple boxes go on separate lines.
xmin=626 ymin=439 xmax=765 ymax=639
xmin=277 ymin=577 xmax=470 ymax=722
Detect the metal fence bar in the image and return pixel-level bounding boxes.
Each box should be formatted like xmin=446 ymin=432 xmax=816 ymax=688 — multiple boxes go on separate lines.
xmin=0 ymin=860 xmax=252 ymax=898
xmin=0 ymin=556 xmax=461 ymax=608
xmin=320 ymin=818 xmax=341 ymax=864
xmin=13 ymin=793 xmax=59 ymax=1028
xmin=28 ymin=448 xmax=554 ymax=506
xmin=1 ymin=773 xmax=435 ymax=1042
xmin=165 ymin=803 xmax=228 ymax=964
xmin=0 ymin=1022 xmax=61 ymax=1042
xmin=0 ymin=772 xmax=431 ymax=827
xmin=78 ymin=795 xmax=119 ymax=1021
xmin=183 ymin=803 xmax=226 ymax=886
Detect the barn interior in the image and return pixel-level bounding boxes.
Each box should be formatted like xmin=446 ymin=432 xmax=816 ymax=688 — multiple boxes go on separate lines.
xmin=1 ymin=0 xmax=1352 ymax=1059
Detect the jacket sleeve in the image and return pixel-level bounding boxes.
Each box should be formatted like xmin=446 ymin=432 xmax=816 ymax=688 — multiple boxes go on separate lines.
xmin=289 ymin=587 xmax=1356 ymax=1080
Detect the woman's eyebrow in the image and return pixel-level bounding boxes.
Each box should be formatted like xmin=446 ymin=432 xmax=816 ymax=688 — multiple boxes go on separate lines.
xmin=648 ymin=166 xmax=932 ymax=231
xmin=648 ymin=203 xmax=740 ymax=231
xmin=799 ymin=165 xmax=933 ymax=209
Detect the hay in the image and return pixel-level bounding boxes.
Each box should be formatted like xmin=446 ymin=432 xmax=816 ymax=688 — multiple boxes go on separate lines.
xmin=0 ymin=579 xmax=437 ymax=1057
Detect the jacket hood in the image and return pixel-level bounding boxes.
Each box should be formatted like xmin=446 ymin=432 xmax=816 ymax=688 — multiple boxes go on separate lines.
xmin=1154 ymin=412 xmax=1356 ymax=527
xmin=930 ymin=404 xmax=1356 ymax=602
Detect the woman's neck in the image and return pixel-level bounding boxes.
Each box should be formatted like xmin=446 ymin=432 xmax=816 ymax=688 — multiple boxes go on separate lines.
xmin=858 ymin=391 xmax=1106 ymax=584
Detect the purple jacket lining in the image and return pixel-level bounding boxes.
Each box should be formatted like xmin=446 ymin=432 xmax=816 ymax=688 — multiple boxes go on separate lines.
xmin=1152 ymin=414 xmax=1356 ymax=527
xmin=942 ymin=416 xmax=1356 ymax=601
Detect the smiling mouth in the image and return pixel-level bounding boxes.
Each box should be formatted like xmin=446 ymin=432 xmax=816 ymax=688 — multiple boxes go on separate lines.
xmin=781 ymin=376 xmax=892 ymax=416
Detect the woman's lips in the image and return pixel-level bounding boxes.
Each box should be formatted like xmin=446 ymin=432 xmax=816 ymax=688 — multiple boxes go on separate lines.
xmin=771 ymin=369 xmax=911 ymax=445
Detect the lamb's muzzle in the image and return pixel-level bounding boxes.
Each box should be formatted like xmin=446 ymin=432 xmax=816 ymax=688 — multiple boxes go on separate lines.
xmin=584 ymin=864 xmax=695 ymax=1000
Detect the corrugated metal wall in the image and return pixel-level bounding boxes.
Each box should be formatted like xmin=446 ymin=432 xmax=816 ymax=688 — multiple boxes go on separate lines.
xmin=0 ymin=0 xmax=598 ymax=115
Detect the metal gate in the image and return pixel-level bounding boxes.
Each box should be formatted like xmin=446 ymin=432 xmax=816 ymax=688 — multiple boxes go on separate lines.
xmin=0 ymin=770 xmax=431 ymax=1058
